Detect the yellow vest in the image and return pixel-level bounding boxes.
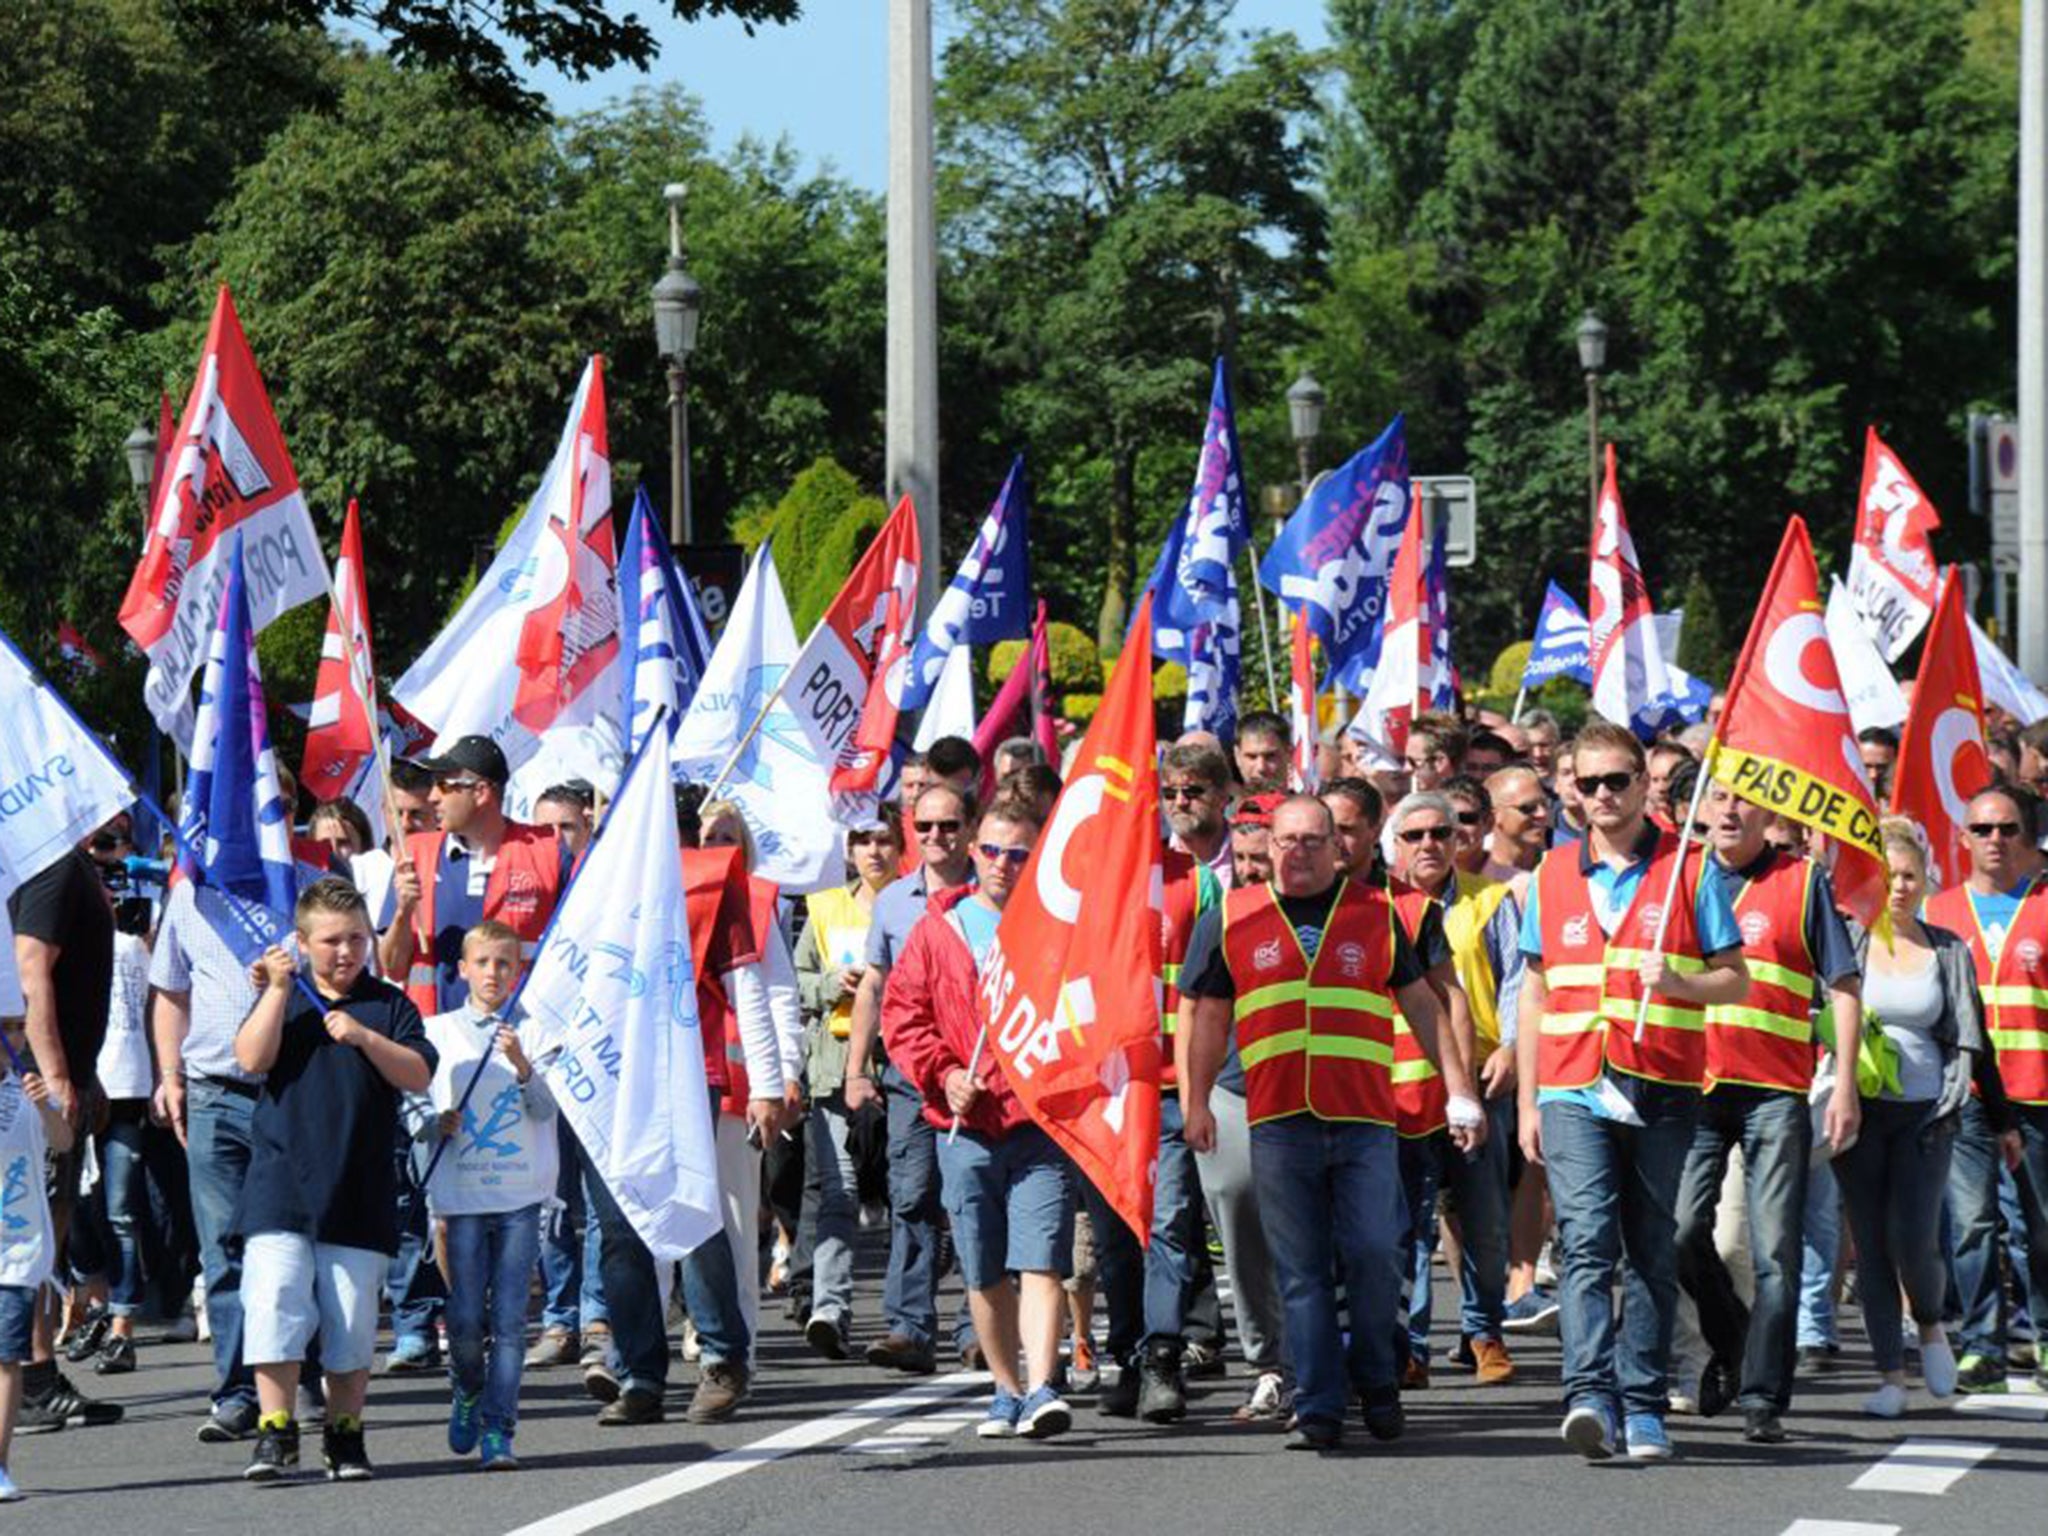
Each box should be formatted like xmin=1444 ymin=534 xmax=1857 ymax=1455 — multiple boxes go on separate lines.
xmin=1442 ymin=871 xmax=1514 ymax=1055
xmin=805 ymin=886 xmax=872 ymax=1039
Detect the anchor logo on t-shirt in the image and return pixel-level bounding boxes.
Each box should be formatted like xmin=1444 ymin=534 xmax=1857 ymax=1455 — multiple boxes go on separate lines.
xmin=1 ymin=1155 xmax=30 ymax=1235
xmin=460 ymin=1084 xmax=524 ymax=1160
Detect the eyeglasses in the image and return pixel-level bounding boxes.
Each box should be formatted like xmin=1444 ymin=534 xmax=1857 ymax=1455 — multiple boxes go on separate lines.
xmin=1578 ymin=770 xmax=1638 ymax=797
xmin=1397 ymin=825 xmax=1455 ymax=846
xmin=1967 ymin=821 xmax=2023 ymax=839
xmin=977 ymin=843 xmax=1031 ymax=866
xmin=914 ymin=819 xmax=962 ymax=835
xmin=1454 ymin=811 xmax=1483 ymax=827
xmin=1271 ymin=834 xmax=1329 ymax=853
xmin=1506 ymin=800 xmax=1547 ymax=818
xmin=1161 ymin=785 xmax=1211 ymax=802
xmin=436 ymin=776 xmax=485 ymax=793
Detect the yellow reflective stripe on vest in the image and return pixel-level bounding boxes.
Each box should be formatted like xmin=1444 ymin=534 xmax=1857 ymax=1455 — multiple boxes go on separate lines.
xmin=1606 ymin=947 xmax=1708 ymax=975
xmin=1743 ymin=959 xmax=1815 ymax=999
xmin=1543 ymin=964 xmax=1606 ymax=989
xmin=1539 ymin=1011 xmax=1601 ymax=1037
xmin=1390 ymin=1058 xmax=1440 ymax=1084
xmin=1603 ymin=996 xmax=1707 ymax=1031
xmin=1984 ymin=985 xmax=2048 ymax=1011
xmin=1240 ymin=1029 xmax=1396 ymax=1071
xmin=1235 ymin=980 xmax=1395 ymax=1020
xmin=1989 ymin=1026 xmax=2048 ymax=1054
xmin=1704 ymin=1004 xmax=1811 ymax=1043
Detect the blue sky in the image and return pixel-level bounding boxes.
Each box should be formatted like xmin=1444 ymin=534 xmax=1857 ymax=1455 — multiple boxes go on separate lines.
xmin=535 ymin=2 xmax=1331 ymax=190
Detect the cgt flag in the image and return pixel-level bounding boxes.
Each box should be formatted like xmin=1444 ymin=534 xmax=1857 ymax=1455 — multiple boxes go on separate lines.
xmin=1890 ymin=569 xmax=1991 ymax=888
xmin=979 ymin=595 xmax=1164 ymax=1242
xmin=120 ymin=286 xmax=328 ymax=748
xmin=1847 ymin=428 xmax=1943 ymax=664
xmin=1588 ymin=445 xmax=1682 ymax=738
xmin=1708 ymin=517 xmax=1888 ymax=929
xmin=300 ymin=499 xmax=382 ymax=817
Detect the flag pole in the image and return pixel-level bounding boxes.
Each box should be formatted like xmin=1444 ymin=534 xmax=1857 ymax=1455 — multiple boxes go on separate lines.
xmin=947 ymin=1021 xmax=990 ymax=1145
xmin=1245 ymin=540 xmax=1280 ymax=711
xmin=1631 ymin=741 xmax=1717 ymax=1043
xmin=1511 ymin=684 xmax=1528 ymax=722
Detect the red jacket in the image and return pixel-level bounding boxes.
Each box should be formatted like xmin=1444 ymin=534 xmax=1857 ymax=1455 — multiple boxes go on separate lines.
xmin=879 ymin=885 xmax=1032 ymax=1138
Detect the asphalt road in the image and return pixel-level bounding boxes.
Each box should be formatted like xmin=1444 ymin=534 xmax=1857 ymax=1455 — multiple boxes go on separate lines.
xmin=10 ymin=1247 xmax=2045 ymax=1536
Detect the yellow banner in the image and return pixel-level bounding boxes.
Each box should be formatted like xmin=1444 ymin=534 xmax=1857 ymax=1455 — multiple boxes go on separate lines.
xmin=1710 ymin=745 xmax=1883 ymax=858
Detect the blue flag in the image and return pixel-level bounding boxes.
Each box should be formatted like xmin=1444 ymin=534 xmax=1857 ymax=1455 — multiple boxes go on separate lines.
xmin=900 ymin=455 xmax=1031 ymax=717
xmin=1259 ymin=415 xmax=1410 ymax=687
xmin=178 ymin=536 xmax=296 ymax=955
xmin=1150 ymin=359 xmax=1251 ymax=737
xmin=620 ymin=486 xmax=714 ymax=759
xmin=1522 ymin=580 xmax=1594 ymax=688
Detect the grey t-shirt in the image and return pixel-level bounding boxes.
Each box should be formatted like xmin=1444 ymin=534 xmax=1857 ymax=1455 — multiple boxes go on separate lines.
xmin=1865 ymin=955 xmax=1945 ymax=1103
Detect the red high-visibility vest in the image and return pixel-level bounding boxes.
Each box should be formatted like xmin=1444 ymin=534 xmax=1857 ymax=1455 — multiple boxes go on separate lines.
xmin=1158 ymin=847 xmax=1204 ymax=1089
xmin=404 ymin=824 xmax=564 ymax=1015
xmin=1927 ymin=877 xmax=2048 ymax=1105
xmin=1386 ymin=877 xmax=1449 ymax=1138
xmin=1705 ymin=851 xmax=1818 ymax=1095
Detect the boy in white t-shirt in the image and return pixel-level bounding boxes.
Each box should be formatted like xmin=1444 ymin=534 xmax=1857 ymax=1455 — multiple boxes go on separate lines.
xmin=416 ymin=921 xmax=558 ymax=1471
xmin=0 ymin=1034 xmax=78 ymax=1501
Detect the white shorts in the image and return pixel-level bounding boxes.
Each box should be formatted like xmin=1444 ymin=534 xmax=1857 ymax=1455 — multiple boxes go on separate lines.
xmin=240 ymin=1233 xmax=387 ymax=1373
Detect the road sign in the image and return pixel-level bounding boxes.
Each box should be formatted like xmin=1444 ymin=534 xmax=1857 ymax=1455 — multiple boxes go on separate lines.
xmin=1989 ymin=415 xmax=2021 ymax=574
xmin=1414 ymin=475 xmax=1476 ymax=567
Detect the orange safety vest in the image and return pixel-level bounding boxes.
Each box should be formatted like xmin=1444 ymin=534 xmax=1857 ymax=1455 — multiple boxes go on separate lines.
xmin=1927 ymin=877 xmax=2048 ymax=1106
xmin=722 ymin=873 xmax=782 ymax=1112
xmin=1534 ymin=828 xmax=1712 ymax=1090
xmin=404 ymin=824 xmax=564 ymax=1015
xmin=1220 ymin=878 xmax=1397 ymax=1127
xmin=682 ymin=845 xmax=759 ymax=1097
xmin=1158 ymin=847 xmax=1204 ymax=1089
xmin=1386 ymin=877 xmax=1448 ymax=1138
xmin=1704 ymin=851 xmax=1818 ymax=1095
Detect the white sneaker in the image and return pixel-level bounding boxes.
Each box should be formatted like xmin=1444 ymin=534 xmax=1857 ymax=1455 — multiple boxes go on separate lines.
xmin=1922 ymin=1337 xmax=1958 ymax=1400
xmin=1863 ymin=1382 xmax=1909 ymax=1419
xmin=0 ymin=1466 xmax=20 ymax=1502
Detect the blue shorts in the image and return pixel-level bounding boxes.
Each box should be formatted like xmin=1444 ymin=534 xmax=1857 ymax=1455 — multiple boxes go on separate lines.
xmin=0 ymin=1285 xmax=35 ymax=1363
xmin=935 ymin=1123 xmax=1075 ymax=1289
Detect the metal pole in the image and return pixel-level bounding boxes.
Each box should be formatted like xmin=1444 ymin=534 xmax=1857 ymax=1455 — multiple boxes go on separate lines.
xmin=2021 ymin=0 xmax=2048 ymax=679
xmin=679 ymin=360 xmax=694 ymax=548
xmin=1586 ymin=371 xmax=1602 ymax=551
xmin=888 ymin=0 xmax=941 ymax=617
xmin=668 ymin=364 xmax=687 ymax=549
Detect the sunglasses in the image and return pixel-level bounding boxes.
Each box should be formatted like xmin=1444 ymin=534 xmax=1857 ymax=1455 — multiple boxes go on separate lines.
xmin=914 ymin=818 xmax=962 ymax=835
xmin=977 ymin=843 xmax=1031 ymax=866
xmin=1578 ymin=770 xmax=1638 ymax=797
xmin=1161 ymin=785 xmax=1211 ymax=802
xmin=437 ymin=776 xmax=486 ymax=793
xmin=1397 ymin=825 xmax=1455 ymax=845
xmin=1967 ymin=821 xmax=2023 ymax=839
xmin=1454 ymin=810 xmax=1483 ymax=827
xmin=1507 ymin=800 xmax=1547 ymax=818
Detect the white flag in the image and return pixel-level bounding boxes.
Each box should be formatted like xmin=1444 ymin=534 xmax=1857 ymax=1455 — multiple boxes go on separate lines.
xmin=0 ymin=630 xmax=136 ymax=899
xmin=1824 ymin=577 xmax=1908 ymax=734
xmin=913 ymin=640 xmax=978 ymax=750
xmin=673 ymin=545 xmax=841 ymax=892
xmin=1969 ymin=612 xmax=2048 ymax=727
xmin=516 ymin=730 xmax=720 ymax=1262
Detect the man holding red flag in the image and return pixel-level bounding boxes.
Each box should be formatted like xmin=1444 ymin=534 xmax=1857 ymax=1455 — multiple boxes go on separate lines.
xmin=1891 ymin=570 xmax=1994 ymax=888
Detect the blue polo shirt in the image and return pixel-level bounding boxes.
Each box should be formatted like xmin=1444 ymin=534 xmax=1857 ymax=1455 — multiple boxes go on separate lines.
xmin=428 ymin=833 xmax=573 ymax=1012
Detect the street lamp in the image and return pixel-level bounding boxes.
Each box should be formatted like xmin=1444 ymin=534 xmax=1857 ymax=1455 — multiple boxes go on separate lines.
xmin=1577 ymin=310 xmax=1608 ymax=548
xmin=1287 ymin=370 xmax=1326 ymax=497
xmin=122 ymin=423 xmax=157 ymax=517
xmin=651 ymin=182 xmax=702 ymax=548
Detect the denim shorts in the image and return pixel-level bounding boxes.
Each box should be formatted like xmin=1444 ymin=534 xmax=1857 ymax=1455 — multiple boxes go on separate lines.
xmin=240 ymin=1233 xmax=388 ymax=1373
xmin=935 ymin=1122 xmax=1075 ymax=1289
xmin=0 ymin=1285 xmax=34 ymax=1363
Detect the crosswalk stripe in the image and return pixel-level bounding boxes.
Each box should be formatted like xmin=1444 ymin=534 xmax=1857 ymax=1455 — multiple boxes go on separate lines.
xmin=1848 ymin=1439 xmax=1997 ymax=1496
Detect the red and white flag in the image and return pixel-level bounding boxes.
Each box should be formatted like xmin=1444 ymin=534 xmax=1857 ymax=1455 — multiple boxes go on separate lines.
xmin=301 ymin=499 xmax=381 ymax=810
xmin=1890 ymin=569 xmax=1990 ymax=888
xmin=1588 ymin=444 xmax=1679 ymax=735
xmin=1708 ymin=517 xmax=1888 ymax=927
xmin=118 ymin=285 xmax=328 ymax=746
xmin=784 ymin=495 xmax=922 ymax=800
xmin=54 ymin=622 xmax=104 ymax=677
xmin=980 ymin=594 xmax=1163 ymax=1241
xmin=1289 ymin=608 xmax=1319 ymax=791
xmin=1847 ymin=428 xmax=1943 ymax=663
xmin=393 ymin=358 xmax=620 ymax=778
xmin=1346 ymin=484 xmax=1427 ymax=765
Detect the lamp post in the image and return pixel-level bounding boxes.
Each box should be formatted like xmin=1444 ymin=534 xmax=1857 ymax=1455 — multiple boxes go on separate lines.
xmin=122 ymin=423 xmax=157 ymax=518
xmin=651 ymin=182 xmax=702 ymax=549
xmin=1287 ymin=370 xmax=1326 ymax=501
xmin=1577 ymin=310 xmax=1608 ymax=548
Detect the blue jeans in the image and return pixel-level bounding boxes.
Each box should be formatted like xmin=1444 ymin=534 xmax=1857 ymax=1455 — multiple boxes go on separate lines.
xmin=99 ymin=1112 xmax=148 ymax=1317
xmin=1396 ymin=1119 xmax=1511 ymax=1361
xmin=538 ymin=1121 xmax=608 ymax=1334
xmin=881 ymin=1065 xmax=962 ymax=1348
xmin=1952 ymin=1100 xmax=2048 ymax=1358
xmin=185 ymin=1080 xmax=259 ymax=1410
xmin=446 ymin=1205 xmax=542 ymax=1435
xmin=807 ymin=1096 xmax=861 ymax=1327
xmin=1092 ymin=1093 xmax=1201 ymax=1360
xmin=1674 ymin=1087 xmax=1810 ymax=1413
xmin=1249 ymin=1115 xmax=1406 ymax=1425
xmin=1798 ymin=1155 xmax=1840 ymax=1349
xmin=386 ymin=1132 xmax=445 ymax=1344
xmin=1540 ymin=1084 xmax=1700 ymax=1418
xmin=2002 ymin=1161 xmax=2039 ymax=1343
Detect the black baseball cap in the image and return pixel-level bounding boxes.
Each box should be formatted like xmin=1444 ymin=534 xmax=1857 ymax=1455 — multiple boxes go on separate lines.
xmin=418 ymin=735 xmax=510 ymax=787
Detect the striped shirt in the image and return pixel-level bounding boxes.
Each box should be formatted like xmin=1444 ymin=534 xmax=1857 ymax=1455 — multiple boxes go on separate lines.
xmin=148 ymin=884 xmax=268 ymax=1085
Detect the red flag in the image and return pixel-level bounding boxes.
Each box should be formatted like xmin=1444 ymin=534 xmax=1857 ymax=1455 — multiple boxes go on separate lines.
xmin=1588 ymin=444 xmax=1680 ymax=732
xmin=1349 ymin=484 xmax=1427 ymax=762
xmin=1289 ymin=608 xmax=1319 ymax=791
xmin=1027 ymin=600 xmax=1058 ymax=766
xmin=1847 ymin=428 xmax=1943 ymax=663
xmin=148 ymin=391 xmax=175 ymax=532
xmin=1707 ymin=517 xmax=1888 ymax=926
xmin=514 ymin=358 xmax=616 ymax=732
xmin=119 ymin=285 xmax=328 ymax=742
xmin=788 ymin=495 xmax=922 ymax=797
xmin=301 ymin=499 xmax=381 ymax=804
xmin=54 ymin=621 xmax=104 ymax=676
xmin=1891 ymin=569 xmax=1990 ymax=887
xmin=980 ymin=594 xmax=1164 ymax=1241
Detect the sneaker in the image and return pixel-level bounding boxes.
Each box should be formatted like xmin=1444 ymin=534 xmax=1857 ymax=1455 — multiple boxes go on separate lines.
xmin=1624 ymin=1412 xmax=1673 ymax=1461
xmin=2011 ymin=1338 xmax=2041 ymax=1372
xmin=94 ymin=1335 xmax=136 ymax=1375
xmin=1502 ymin=1290 xmax=1560 ymax=1334
xmin=1797 ymin=1343 xmax=1841 ymax=1373
xmin=1696 ymin=1356 xmax=1736 ymax=1419
xmin=1137 ymin=1341 xmax=1187 ymax=1424
xmin=1068 ymin=1336 xmax=1100 ymax=1395
xmin=686 ymin=1362 xmax=749 ymax=1424
xmin=864 ymin=1333 xmax=937 ymax=1375
xmin=583 ymin=1357 xmax=621 ymax=1404
xmin=448 ymin=1390 xmax=482 ymax=1455
xmin=199 ymin=1398 xmax=261 ymax=1444
xmin=382 ymin=1335 xmax=438 ymax=1375
xmin=1361 ymin=1383 xmax=1404 ymax=1442
xmin=0 ymin=1467 xmax=19 ymax=1502
xmin=577 ymin=1324 xmax=613 ymax=1369
xmin=1473 ymin=1339 xmax=1517 ymax=1386
xmin=1097 ymin=1361 xmax=1140 ymax=1418
xmin=1284 ymin=1416 xmax=1342 ymax=1451
xmin=596 ymin=1387 xmax=664 ymax=1427
xmin=1183 ymin=1339 xmax=1226 ymax=1379
xmin=976 ymin=1389 xmax=1023 ymax=1438
xmin=1561 ymin=1401 xmax=1615 ymax=1461
xmin=1233 ymin=1371 xmax=1288 ymax=1423
xmin=1863 ymin=1382 xmax=1909 ymax=1419
xmin=1743 ymin=1409 xmax=1788 ymax=1444
xmin=322 ymin=1420 xmax=373 ymax=1481
xmin=1956 ymin=1352 xmax=2009 ymax=1394
xmin=243 ymin=1420 xmax=300 ymax=1482
xmin=1922 ymin=1336 xmax=1959 ymax=1401
xmin=1535 ymin=1241 xmax=1558 ymax=1288
xmin=1016 ymin=1384 xmax=1071 ymax=1439
xmin=479 ymin=1428 xmax=519 ymax=1471
xmin=525 ymin=1327 xmax=578 ymax=1369
xmin=61 ymin=1308 xmax=110 ymax=1364
xmin=38 ymin=1369 xmax=123 ymax=1428
xmin=681 ymin=1319 xmax=702 ymax=1362
xmin=805 ymin=1313 xmax=850 ymax=1362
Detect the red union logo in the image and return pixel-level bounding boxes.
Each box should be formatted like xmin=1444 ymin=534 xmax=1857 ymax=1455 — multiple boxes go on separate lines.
xmin=1562 ymin=915 xmax=1592 ymax=949
xmin=1740 ymin=910 xmax=1772 ymax=946
xmin=1336 ymin=941 xmax=1367 ymax=979
xmin=1253 ymin=938 xmax=1283 ymax=972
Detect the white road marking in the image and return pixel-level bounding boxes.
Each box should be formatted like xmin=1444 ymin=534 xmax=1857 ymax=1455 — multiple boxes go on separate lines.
xmin=1848 ymin=1439 xmax=1998 ymax=1495
xmin=507 ymin=1372 xmax=983 ymax=1535
xmin=1954 ymin=1381 xmax=2048 ymax=1421
xmin=1779 ymin=1522 xmax=1900 ymax=1536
